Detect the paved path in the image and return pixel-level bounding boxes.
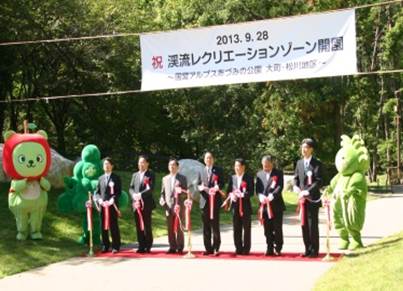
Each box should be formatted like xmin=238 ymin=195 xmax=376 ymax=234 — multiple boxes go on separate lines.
xmin=1 ymin=194 xmax=402 ymax=291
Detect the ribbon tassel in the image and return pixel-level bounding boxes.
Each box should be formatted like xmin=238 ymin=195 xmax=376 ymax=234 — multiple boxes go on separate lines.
xmin=103 ymin=204 xmax=110 ymax=230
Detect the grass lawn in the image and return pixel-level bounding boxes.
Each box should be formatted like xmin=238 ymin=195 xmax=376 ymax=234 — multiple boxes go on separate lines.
xmin=314 ymin=231 xmax=403 ymax=291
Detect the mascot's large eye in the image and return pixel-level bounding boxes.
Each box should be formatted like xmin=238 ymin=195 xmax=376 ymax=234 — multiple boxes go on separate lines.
xmin=18 ymin=155 xmax=26 ymax=164
xmin=36 ymin=154 xmax=44 ymax=163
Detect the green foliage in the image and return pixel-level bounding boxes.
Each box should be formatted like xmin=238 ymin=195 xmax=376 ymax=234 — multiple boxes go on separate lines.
xmin=0 ymin=0 xmax=401 ymax=177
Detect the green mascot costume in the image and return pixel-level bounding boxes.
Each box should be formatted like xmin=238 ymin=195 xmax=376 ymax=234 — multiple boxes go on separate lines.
xmin=3 ymin=126 xmax=52 ymax=240
xmin=57 ymin=145 xmax=128 ymax=245
xmin=326 ymin=135 xmax=370 ymax=250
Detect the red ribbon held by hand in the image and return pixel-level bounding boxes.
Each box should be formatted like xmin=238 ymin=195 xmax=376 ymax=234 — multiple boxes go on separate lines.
xmin=103 ymin=202 xmax=110 ymax=230
xmin=134 ymin=199 xmax=145 ymax=231
xmin=209 ymin=187 xmax=216 ymax=220
xmin=296 ymin=198 xmax=306 ymax=226
xmin=239 ymin=181 xmax=247 ymax=217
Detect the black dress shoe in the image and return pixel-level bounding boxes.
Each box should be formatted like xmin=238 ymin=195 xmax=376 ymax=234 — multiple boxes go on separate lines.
xmin=275 ymin=249 xmax=282 ymax=256
xmin=203 ymin=251 xmax=213 ymax=256
xmin=177 ymin=249 xmax=184 ymax=254
xmin=101 ymin=248 xmax=109 ymax=253
xmin=166 ymin=249 xmax=176 ymax=254
xmin=300 ymin=251 xmax=310 ymax=257
xmin=235 ymin=249 xmax=243 ymax=255
xmin=145 ymin=248 xmax=151 ymax=253
xmin=309 ymin=252 xmax=319 ymax=258
xmin=242 ymin=250 xmax=250 ymax=255
xmin=136 ymin=249 xmax=146 ymax=254
xmin=265 ymin=250 xmax=275 ymax=256
xmin=213 ymin=250 xmax=220 ymax=256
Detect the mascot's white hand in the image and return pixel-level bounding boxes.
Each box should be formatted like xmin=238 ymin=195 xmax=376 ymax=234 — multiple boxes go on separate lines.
xmin=258 ymin=194 xmax=266 ymax=203
xmin=108 ymin=197 xmax=115 ymax=205
xmin=98 ymin=199 xmax=103 ymax=205
xmin=268 ymin=194 xmax=274 ymax=201
xmin=301 ymin=190 xmax=310 ymax=197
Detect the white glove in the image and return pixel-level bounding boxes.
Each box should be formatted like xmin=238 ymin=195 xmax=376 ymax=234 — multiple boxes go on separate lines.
xmin=198 ymin=185 xmax=205 ymax=192
xmin=301 ymin=190 xmax=310 ymax=197
xmin=239 ymin=192 xmax=245 ymax=198
xmin=159 ymin=197 xmax=166 ymax=206
xmin=230 ymin=192 xmax=237 ymax=202
xmin=214 ymin=184 xmax=219 ymax=190
xmin=258 ymin=194 xmax=266 ymax=203
xmin=268 ymin=194 xmax=274 ymax=202
xmin=209 ymin=187 xmax=217 ymax=196
xmin=108 ymin=197 xmax=115 ymax=205
xmin=184 ymin=199 xmax=193 ymax=208
xmin=293 ymin=186 xmax=301 ymax=193
xmin=98 ymin=199 xmax=103 ymax=205
xmin=134 ymin=193 xmax=142 ymax=200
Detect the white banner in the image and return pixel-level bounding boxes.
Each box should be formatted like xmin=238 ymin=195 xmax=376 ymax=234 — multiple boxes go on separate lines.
xmin=140 ymin=9 xmax=357 ymax=91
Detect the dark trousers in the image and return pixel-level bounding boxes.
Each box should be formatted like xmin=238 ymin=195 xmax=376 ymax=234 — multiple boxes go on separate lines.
xmin=233 ymin=213 xmax=251 ymax=253
xmin=201 ymin=206 xmax=221 ymax=252
xmin=301 ymin=205 xmax=319 ymax=254
xmin=263 ymin=210 xmax=284 ymax=252
xmin=166 ymin=208 xmax=185 ymax=251
xmin=134 ymin=208 xmax=153 ymax=251
xmin=101 ymin=206 xmax=121 ymax=250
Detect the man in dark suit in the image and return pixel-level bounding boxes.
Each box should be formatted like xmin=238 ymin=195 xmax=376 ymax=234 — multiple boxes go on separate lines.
xmin=129 ymin=155 xmax=156 ymax=253
xmin=94 ymin=157 xmax=122 ymax=253
xmin=160 ymin=158 xmax=190 ymax=254
xmin=197 ymin=152 xmax=225 ymax=256
xmin=293 ymin=138 xmax=323 ymax=258
xmin=256 ymin=155 xmax=285 ymax=256
xmin=227 ymin=158 xmax=254 ymax=255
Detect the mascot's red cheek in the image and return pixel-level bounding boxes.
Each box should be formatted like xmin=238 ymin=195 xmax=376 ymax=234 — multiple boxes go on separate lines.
xmin=3 ymin=133 xmax=51 ymax=180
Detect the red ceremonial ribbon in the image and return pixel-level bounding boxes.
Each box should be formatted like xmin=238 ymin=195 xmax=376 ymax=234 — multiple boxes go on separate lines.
xmin=296 ymin=198 xmax=306 ymax=226
xmin=209 ymin=187 xmax=216 ymax=220
xmin=209 ymin=174 xmax=219 ymax=220
xmin=134 ymin=200 xmax=145 ymax=231
xmin=266 ymin=176 xmax=277 ymax=220
xmin=173 ymin=187 xmax=180 ymax=233
xmin=103 ymin=203 xmax=110 ymax=230
xmin=267 ymin=200 xmax=274 ymax=219
xmin=239 ymin=181 xmax=247 ymax=217
xmin=86 ymin=204 xmax=93 ymax=231
xmin=258 ymin=204 xmax=264 ymax=225
xmin=143 ymin=177 xmax=150 ymax=186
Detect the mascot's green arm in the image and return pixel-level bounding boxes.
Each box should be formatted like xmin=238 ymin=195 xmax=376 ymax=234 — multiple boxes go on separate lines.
xmin=344 ymin=172 xmax=366 ymax=199
xmin=40 ymin=177 xmax=51 ymax=191
xmin=326 ymin=173 xmax=340 ymax=198
xmin=11 ymin=179 xmax=27 ymax=192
